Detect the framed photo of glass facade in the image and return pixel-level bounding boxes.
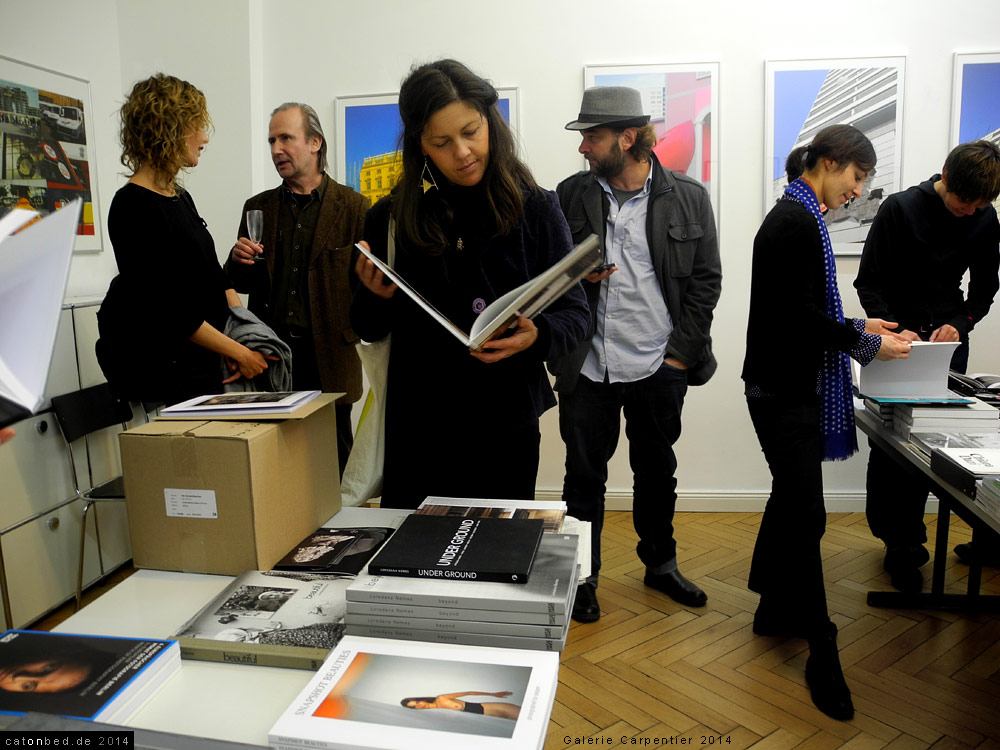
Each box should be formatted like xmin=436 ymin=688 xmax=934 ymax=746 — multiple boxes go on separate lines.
xmin=951 ymin=53 xmax=1000 ymax=214
xmin=584 ymin=63 xmax=719 ymax=215
xmin=0 ymin=55 xmax=102 ymax=251
xmin=765 ymin=57 xmax=904 ymax=256
xmin=334 ymin=89 xmax=519 ymax=208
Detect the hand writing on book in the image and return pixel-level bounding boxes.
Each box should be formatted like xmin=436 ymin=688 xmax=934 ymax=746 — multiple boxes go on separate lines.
xmin=355 ymin=242 xmax=398 ymax=299
xmin=471 ymin=316 xmax=537 ymax=363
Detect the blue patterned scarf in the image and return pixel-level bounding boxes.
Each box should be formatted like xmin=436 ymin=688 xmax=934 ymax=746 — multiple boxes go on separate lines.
xmin=782 ymin=178 xmax=858 ymax=460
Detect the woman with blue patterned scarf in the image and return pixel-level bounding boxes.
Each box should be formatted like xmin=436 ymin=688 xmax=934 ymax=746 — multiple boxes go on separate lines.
xmin=742 ymin=124 xmax=911 ymax=721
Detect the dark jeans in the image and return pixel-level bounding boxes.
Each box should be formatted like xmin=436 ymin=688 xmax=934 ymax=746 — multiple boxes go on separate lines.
xmin=746 ymin=396 xmax=830 ymax=628
xmin=560 ymin=361 xmax=688 ymax=581
xmin=865 ymin=340 xmax=968 ymax=549
xmin=284 ymin=329 xmax=353 ymax=478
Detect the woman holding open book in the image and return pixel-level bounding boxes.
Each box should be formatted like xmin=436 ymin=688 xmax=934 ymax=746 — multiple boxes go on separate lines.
xmin=351 ymin=59 xmax=590 ymax=509
xmin=742 ymin=125 xmax=911 ymax=721
xmin=96 ymin=74 xmax=274 ymax=405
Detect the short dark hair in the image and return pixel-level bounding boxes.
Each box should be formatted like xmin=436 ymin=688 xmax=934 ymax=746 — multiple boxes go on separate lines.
xmin=942 ymin=140 xmax=1000 ymax=203
xmin=785 ymin=124 xmax=876 ymax=183
xmin=393 ymin=59 xmax=538 ymax=252
xmin=271 ymin=102 xmax=328 ymax=173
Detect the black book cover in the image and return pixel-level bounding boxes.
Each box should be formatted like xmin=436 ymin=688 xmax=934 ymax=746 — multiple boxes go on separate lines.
xmin=367 ymin=515 xmax=544 ymax=584
xmin=272 ymin=526 xmax=394 ymax=575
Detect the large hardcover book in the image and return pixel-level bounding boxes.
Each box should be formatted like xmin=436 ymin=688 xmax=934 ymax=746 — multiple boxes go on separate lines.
xmin=930 ymin=447 xmax=1000 ymax=498
xmin=893 ymin=418 xmax=1000 ymax=441
xmin=357 ymin=234 xmax=600 ymax=351
xmin=344 ymin=612 xmax=568 ymax=639
xmin=159 ymin=390 xmax=320 ymax=418
xmin=171 ymin=571 xmax=352 ymax=670
xmin=895 ymin=398 xmax=998 ymax=421
xmin=273 ymin=526 xmax=395 ymax=575
xmin=348 ymin=533 xmax=578 ymax=614
xmin=345 ymin=600 xmax=566 ymax=627
xmin=416 ymin=496 xmax=566 ymax=533
xmin=0 ymin=630 xmax=178 ymax=723
xmin=856 ymin=341 xmax=960 ymax=399
xmin=268 ymin=635 xmax=559 ymax=750
xmin=908 ymin=430 xmax=1000 ymax=458
xmin=367 ymin=515 xmax=544 ymax=584
xmin=344 ymin=624 xmax=568 ymax=653
xmin=0 ymin=202 xmax=81 ymax=428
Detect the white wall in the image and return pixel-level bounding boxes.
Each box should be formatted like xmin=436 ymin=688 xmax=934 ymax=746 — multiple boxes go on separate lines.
xmin=14 ymin=0 xmax=1000 ymax=509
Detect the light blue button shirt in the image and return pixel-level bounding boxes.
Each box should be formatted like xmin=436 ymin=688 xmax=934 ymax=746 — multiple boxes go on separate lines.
xmin=581 ymin=162 xmax=673 ymax=384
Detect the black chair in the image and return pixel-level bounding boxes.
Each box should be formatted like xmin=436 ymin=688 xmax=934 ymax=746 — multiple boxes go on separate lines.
xmin=51 ymin=383 xmax=133 ymax=610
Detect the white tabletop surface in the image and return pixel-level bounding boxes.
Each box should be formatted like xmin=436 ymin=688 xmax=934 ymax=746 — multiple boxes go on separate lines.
xmin=54 ymin=506 xmax=408 ymax=745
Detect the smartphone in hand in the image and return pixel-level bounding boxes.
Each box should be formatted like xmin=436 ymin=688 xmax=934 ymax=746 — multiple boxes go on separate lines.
xmin=593 ymin=262 xmax=616 ymax=273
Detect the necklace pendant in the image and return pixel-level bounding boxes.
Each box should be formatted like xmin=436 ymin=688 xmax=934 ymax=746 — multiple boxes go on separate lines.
xmin=456 ymin=237 xmax=464 ymax=251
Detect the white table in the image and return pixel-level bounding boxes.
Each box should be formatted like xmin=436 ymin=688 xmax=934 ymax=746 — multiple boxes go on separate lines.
xmin=54 ymin=507 xmax=407 ymax=746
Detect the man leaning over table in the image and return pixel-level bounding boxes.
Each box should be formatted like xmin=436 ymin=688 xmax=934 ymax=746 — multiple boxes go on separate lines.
xmin=226 ymin=103 xmax=369 ymax=476
xmin=549 ymin=86 xmax=722 ymax=623
xmin=855 ymin=140 xmax=1000 ymax=588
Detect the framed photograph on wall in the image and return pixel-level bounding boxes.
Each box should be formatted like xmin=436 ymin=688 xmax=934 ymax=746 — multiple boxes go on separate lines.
xmin=951 ymin=53 xmax=1000 ymax=213
xmin=765 ymin=57 xmax=904 ymax=256
xmin=334 ymin=88 xmax=519 ymax=208
xmin=584 ymin=63 xmax=719 ymax=215
xmin=0 ymin=55 xmax=102 ymax=252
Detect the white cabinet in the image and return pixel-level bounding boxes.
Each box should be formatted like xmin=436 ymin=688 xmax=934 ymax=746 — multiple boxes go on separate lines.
xmin=0 ymin=297 xmax=133 ymax=628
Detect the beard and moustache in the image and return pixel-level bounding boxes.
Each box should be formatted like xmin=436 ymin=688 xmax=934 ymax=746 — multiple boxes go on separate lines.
xmin=587 ymin=140 xmax=627 ymax=180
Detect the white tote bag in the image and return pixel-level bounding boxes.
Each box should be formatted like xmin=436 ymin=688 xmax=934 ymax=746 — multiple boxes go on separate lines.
xmin=340 ymin=222 xmax=395 ymax=506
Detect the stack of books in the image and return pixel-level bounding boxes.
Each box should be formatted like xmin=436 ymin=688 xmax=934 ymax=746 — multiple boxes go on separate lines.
xmin=908 ymin=430 xmax=1000 ymax=459
xmin=345 ymin=518 xmax=579 ymax=652
xmin=976 ymin=476 xmax=1000 ymax=522
xmin=863 ymin=397 xmax=895 ymax=429
xmin=892 ymin=398 xmax=999 ymax=440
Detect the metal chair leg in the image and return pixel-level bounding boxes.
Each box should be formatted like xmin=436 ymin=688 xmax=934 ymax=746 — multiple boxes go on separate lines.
xmin=75 ymin=498 xmax=93 ymax=612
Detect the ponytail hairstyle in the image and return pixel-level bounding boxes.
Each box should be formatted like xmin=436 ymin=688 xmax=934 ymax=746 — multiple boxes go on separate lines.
xmin=785 ymin=124 xmax=876 ymax=183
xmin=393 ymin=59 xmax=538 ymax=253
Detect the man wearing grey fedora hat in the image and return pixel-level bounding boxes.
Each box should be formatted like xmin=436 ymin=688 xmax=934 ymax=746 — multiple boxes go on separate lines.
xmin=550 ymin=86 xmax=722 ymax=623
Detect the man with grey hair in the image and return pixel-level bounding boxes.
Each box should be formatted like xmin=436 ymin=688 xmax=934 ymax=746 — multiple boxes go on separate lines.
xmin=227 ymin=103 xmax=368 ymax=475
xmin=550 ymin=86 xmax=722 ymax=622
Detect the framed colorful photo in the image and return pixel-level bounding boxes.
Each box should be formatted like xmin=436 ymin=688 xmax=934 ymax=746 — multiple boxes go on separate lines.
xmin=0 ymin=55 xmax=101 ymax=252
xmin=951 ymin=53 xmax=1000 ymax=214
xmin=334 ymin=88 xmax=519 ymax=207
xmin=584 ymin=63 xmax=719 ymax=215
xmin=765 ymin=57 xmax=905 ymax=255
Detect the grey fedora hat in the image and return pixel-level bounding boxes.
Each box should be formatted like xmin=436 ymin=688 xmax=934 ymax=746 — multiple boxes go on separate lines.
xmin=565 ymin=86 xmax=651 ymax=130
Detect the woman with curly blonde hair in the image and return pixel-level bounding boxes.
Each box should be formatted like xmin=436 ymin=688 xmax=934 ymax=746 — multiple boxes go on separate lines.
xmin=97 ymin=74 xmax=274 ymax=404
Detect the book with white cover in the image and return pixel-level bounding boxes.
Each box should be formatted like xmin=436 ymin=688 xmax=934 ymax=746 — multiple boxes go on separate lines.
xmin=356 ymin=234 xmax=600 ymax=350
xmin=344 ymin=611 xmax=569 ymax=639
xmin=348 ymin=532 xmax=578 ymax=614
xmin=344 ymin=623 xmax=568 ymax=653
xmin=159 ymin=390 xmax=320 ymax=418
xmin=345 ymin=600 xmax=566 ymax=627
xmin=856 ymin=341 xmax=960 ymax=399
xmin=417 ymin=497 xmax=567 ymax=533
xmin=0 ymin=201 xmax=81 ymax=428
xmin=268 ymin=635 xmax=559 ymax=750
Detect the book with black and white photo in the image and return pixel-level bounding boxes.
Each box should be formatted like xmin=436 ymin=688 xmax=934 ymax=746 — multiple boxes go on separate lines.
xmin=416 ymin=497 xmax=567 ymax=534
xmin=348 ymin=532 xmax=579 ymax=615
xmin=0 ymin=629 xmax=178 ymax=723
xmin=273 ymin=526 xmax=395 ymax=575
xmin=366 ymin=515 xmax=544 ymax=584
xmin=908 ymin=430 xmax=1000 ymax=459
xmin=159 ymin=390 xmax=320 ymax=418
xmin=0 ymin=201 xmax=81 ymax=429
xmin=356 ymin=233 xmax=600 ymax=350
xmin=171 ymin=570 xmax=352 ymax=670
xmin=893 ymin=417 xmax=1000 ymax=441
xmin=268 ymin=635 xmax=559 ymax=750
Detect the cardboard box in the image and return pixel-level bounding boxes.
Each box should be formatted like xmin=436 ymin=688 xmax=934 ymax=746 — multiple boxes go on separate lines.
xmin=120 ymin=394 xmax=341 ymax=575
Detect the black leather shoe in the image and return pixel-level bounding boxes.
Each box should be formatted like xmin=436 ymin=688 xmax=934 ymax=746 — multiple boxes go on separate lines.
xmin=806 ymin=623 xmax=855 ymax=721
xmin=883 ymin=545 xmax=927 ymax=593
xmin=643 ymin=569 xmax=707 ymax=607
xmin=955 ymin=542 xmax=1000 ymax=568
xmin=571 ymin=582 xmax=600 ymax=623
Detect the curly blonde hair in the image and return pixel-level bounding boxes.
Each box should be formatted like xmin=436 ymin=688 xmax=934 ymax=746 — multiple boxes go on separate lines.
xmin=119 ymin=74 xmax=212 ymax=189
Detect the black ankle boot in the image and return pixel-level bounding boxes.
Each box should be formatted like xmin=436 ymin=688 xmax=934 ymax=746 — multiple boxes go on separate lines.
xmin=805 ymin=622 xmax=854 ymax=721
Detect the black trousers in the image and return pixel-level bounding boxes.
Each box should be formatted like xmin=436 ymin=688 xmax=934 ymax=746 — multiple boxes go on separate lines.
xmin=865 ymin=340 xmax=968 ymax=549
xmin=746 ymin=396 xmax=830 ymax=629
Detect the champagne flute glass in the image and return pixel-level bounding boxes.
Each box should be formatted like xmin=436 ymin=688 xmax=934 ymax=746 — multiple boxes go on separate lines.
xmin=246 ymin=209 xmax=263 ymax=262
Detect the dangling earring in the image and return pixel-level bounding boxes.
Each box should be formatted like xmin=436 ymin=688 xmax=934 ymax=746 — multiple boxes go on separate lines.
xmin=421 ymin=155 xmax=438 ymax=194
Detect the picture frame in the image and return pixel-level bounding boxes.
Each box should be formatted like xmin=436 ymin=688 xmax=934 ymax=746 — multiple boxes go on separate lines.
xmin=764 ymin=56 xmax=905 ymax=256
xmin=950 ymin=53 xmax=1000 ymax=213
xmin=0 ymin=55 xmax=102 ymax=252
xmin=584 ymin=62 xmax=720 ymax=215
xmin=334 ymin=88 xmax=519 ymax=206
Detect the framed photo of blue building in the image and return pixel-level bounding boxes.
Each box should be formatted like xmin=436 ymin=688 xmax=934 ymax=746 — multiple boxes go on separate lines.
xmin=765 ymin=57 xmax=905 ymax=256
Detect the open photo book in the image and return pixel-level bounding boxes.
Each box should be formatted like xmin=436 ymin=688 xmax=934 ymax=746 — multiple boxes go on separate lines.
xmin=356 ymin=233 xmax=600 ymax=350
xmin=0 ymin=201 xmax=82 ymax=428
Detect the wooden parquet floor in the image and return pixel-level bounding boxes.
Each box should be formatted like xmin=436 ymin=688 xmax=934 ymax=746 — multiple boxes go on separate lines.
xmin=547 ymin=511 xmax=1000 ymax=750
